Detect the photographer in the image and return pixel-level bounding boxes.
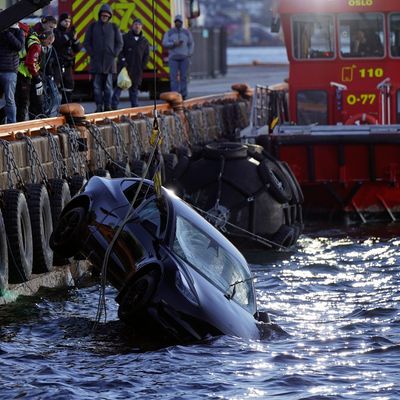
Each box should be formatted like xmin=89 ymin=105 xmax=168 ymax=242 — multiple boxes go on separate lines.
xmin=54 ymin=13 xmax=81 ymax=103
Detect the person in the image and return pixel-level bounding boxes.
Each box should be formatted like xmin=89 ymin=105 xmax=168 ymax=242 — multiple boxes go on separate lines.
xmin=351 ymin=29 xmax=383 ymax=57
xmin=32 ymin=15 xmax=57 ymax=35
xmin=162 ymin=14 xmax=194 ymax=100
xmin=0 ymin=21 xmax=25 ymax=123
xmin=83 ymin=4 xmax=123 ymax=112
xmin=53 ymin=13 xmax=81 ymax=103
xmin=111 ymin=18 xmax=149 ymax=109
xmin=15 ymin=29 xmax=54 ymax=121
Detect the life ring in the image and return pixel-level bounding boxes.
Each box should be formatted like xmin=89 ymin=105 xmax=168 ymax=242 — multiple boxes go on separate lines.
xmin=258 ymin=159 xmax=292 ymax=204
xmin=0 ymin=210 xmax=8 ymax=293
xmin=203 ymin=142 xmax=248 ymax=160
xmin=48 ymin=178 xmax=71 ymax=227
xmin=345 ymin=113 xmax=378 ymax=125
xmin=26 ymin=183 xmax=54 ymax=274
xmin=50 ymin=206 xmax=88 ymax=258
xmin=2 ymin=189 xmax=33 ymax=283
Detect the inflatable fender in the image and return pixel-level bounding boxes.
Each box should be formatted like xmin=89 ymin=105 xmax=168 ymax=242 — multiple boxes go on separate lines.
xmin=203 ymin=142 xmax=248 ymax=160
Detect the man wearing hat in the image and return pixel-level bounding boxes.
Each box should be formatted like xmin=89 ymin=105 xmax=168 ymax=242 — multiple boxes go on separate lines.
xmin=111 ymin=18 xmax=149 ymax=109
xmin=83 ymin=4 xmax=123 ymax=112
xmin=54 ymin=13 xmax=81 ymax=103
xmin=162 ymin=14 xmax=194 ymax=100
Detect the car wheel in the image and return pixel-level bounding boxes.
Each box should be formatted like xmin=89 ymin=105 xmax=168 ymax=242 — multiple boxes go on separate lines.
xmin=118 ymin=269 xmax=160 ymax=323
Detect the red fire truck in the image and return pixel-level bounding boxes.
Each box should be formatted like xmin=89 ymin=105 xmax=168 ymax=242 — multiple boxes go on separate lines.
xmin=29 ymin=0 xmax=199 ymax=98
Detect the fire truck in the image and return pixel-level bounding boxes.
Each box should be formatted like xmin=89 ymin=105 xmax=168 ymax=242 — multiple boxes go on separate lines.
xmin=18 ymin=0 xmax=200 ymax=98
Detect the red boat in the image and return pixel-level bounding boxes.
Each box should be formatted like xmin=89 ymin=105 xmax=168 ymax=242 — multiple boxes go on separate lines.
xmin=243 ymin=0 xmax=400 ymax=222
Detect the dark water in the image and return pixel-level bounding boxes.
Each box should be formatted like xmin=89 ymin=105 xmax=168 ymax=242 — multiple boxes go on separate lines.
xmin=1 ymin=224 xmax=399 ymax=399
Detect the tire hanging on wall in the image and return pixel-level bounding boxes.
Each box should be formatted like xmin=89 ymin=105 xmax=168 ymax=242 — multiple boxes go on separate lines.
xmin=26 ymin=183 xmax=54 ymax=274
xmin=203 ymin=142 xmax=248 ymax=160
xmin=258 ymin=159 xmax=292 ymax=204
xmin=48 ymin=178 xmax=71 ymax=227
xmin=0 ymin=210 xmax=8 ymax=293
xmin=69 ymin=174 xmax=86 ymax=197
xmin=2 ymin=189 xmax=33 ymax=283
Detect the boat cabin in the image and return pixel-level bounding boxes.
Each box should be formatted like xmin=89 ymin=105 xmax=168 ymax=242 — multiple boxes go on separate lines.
xmin=278 ymin=0 xmax=400 ymax=125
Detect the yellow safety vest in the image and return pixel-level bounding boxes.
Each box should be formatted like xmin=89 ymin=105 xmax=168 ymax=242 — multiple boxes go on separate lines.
xmin=18 ymin=33 xmax=41 ymax=78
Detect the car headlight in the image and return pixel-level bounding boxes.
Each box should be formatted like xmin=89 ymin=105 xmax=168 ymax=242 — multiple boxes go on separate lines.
xmin=175 ymin=270 xmax=199 ymax=306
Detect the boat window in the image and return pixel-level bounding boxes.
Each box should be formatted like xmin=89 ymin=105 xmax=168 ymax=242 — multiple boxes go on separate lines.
xmin=389 ymin=14 xmax=400 ymax=57
xmin=173 ymin=215 xmax=255 ymax=312
xmin=297 ymin=90 xmax=328 ymax=125
xmin=339 ymin=13 xmax=384 ymax=58
xmin=292 ymin=14 xmax=335 ymax=60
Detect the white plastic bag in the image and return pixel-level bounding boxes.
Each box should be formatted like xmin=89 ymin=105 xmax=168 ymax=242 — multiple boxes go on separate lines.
xmin=117 ymin=67 xmax=132 ymax=90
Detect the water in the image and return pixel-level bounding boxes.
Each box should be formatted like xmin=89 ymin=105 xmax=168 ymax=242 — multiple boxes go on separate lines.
xmin=0 ymin=224 xmax=400 ymax=399
xmin=228 ymin=46 xmax=288 ymax=66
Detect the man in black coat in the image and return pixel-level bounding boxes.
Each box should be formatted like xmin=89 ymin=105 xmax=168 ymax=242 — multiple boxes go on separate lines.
xmin=0 ymin=22 xmax=24 ymax=123
xmin=54 ymin=13 xmax=81 ymax=103
xmin=83 ymin=4 xmax=123 ymax=112
xmin=111 ymin=18 xmax=149 ymax=109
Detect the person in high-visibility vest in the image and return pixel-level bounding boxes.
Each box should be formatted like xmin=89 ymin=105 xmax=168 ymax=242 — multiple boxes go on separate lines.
xmin=15 ymin=27 xmax=54 ymax=121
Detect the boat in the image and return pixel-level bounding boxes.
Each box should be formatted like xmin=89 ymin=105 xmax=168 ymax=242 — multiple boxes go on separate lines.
xmin=50 ymin=176 xmax=269 ymax=341
xmin=241 ymin=0 xmax=400 ymax=223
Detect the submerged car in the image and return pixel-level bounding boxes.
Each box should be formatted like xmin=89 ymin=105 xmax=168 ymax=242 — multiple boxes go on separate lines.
xmin=50 ymin=177 xmax=266 ymax=341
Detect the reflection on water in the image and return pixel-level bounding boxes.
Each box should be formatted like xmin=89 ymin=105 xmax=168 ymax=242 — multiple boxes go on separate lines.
xmin=0 ymin=224 xmax=399 ymax=399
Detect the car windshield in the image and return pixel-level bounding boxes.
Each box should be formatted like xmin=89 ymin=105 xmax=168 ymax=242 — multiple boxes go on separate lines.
xmin=173 ymin=215 xmax=255 ymax=313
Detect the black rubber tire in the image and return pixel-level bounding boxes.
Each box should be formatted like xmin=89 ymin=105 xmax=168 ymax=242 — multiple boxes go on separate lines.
xmin=117 ymin=268 xmax=160 ymax=323
xmin=130 ymin=159 xmax=148 ymax=178
xmin=0 ymin=210 xmax=8 ymax=293
xmin=258 ymin=159 xmax=292 ymax=204
xmin=109 ymin=160 xmax=131 ymax=178
xmin=271 ymin=224 xmax=296 ymax=248
xmin=26 ymin=183 xmax=54 ymax=274
xmin=246 ymin=144 xmax=265 ymax=161
xmin=163 ymin=153 xmax=178 ymax=184
xmin=203 ymin=142 xmax=248 ymax=160
xmin=69 ymin=174 xmax=86 ymax=197
xmin=50 ymin=206 xmax=88 ymax=258
xmin=48 ymin=179 xmax=71 ymax=227
xmin=173 ymin=155 xmax=190 ymax=181
xmin=280 ymin=161 xmax=304 ymax=204
xmin=2 ymin=189 xmax=33 ymax=283
xmin=92 ymin=168 xmax=111 ymax=178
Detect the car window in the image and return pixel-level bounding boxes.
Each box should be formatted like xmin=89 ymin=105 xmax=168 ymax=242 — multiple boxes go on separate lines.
xmin=173 ymin=215 xmax=255 ymax=312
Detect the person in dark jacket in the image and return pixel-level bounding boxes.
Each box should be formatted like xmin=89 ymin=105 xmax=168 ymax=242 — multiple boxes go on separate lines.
xmin=0 ymin=22 xmax=25 ymax=123
xmin=32 ymin=15 xmax=57 ymax=35
xmin=111 ymin=18 xmax=149 ymax=109
xmin=54 ymin=13 xmax=81 ymax=103
xmin=83 ymin=4 xmax=123 ymax=112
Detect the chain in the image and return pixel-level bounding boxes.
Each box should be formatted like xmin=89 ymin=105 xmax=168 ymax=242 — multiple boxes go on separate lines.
xmin=87 ymin=123 xmax=113 ymax=170
xmin=184 ymin=108 xmax=201 ymax=145
xmin=23 ymin=135 xmax=49 ymax=184
xmin=159 ymin=114 xmax=171 ymax=154
xmin=172 ymin=113 xmax=189 ymax=149
xmin=0 ymin=140 xmax=24 ymax=189
xmin=209 ymin=103 xmax=225 ymax=139
xmin=42 ymin=128 xmax=68 ymax=179
xmin=121 ymin=116 xmax=143 ymax=160
xmin=108 ymin=119 xmax=128 ymax=162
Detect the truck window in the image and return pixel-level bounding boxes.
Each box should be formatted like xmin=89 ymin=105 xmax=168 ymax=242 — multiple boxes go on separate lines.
xmin=339 ymin=13 xmax=384 ymax=58
xmin=292 ymin=15 xmax=335 ymax=60
xmin=389 ymin=14 xmax=400 ymax=57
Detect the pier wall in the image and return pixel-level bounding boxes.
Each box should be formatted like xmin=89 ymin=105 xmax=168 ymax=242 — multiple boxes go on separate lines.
xmin=0 ymin=90 xmax=251 ymax=302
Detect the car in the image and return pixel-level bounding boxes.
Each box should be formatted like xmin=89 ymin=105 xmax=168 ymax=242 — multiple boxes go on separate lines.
xmin=50 ymin=177 xmax=267 ymax=342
